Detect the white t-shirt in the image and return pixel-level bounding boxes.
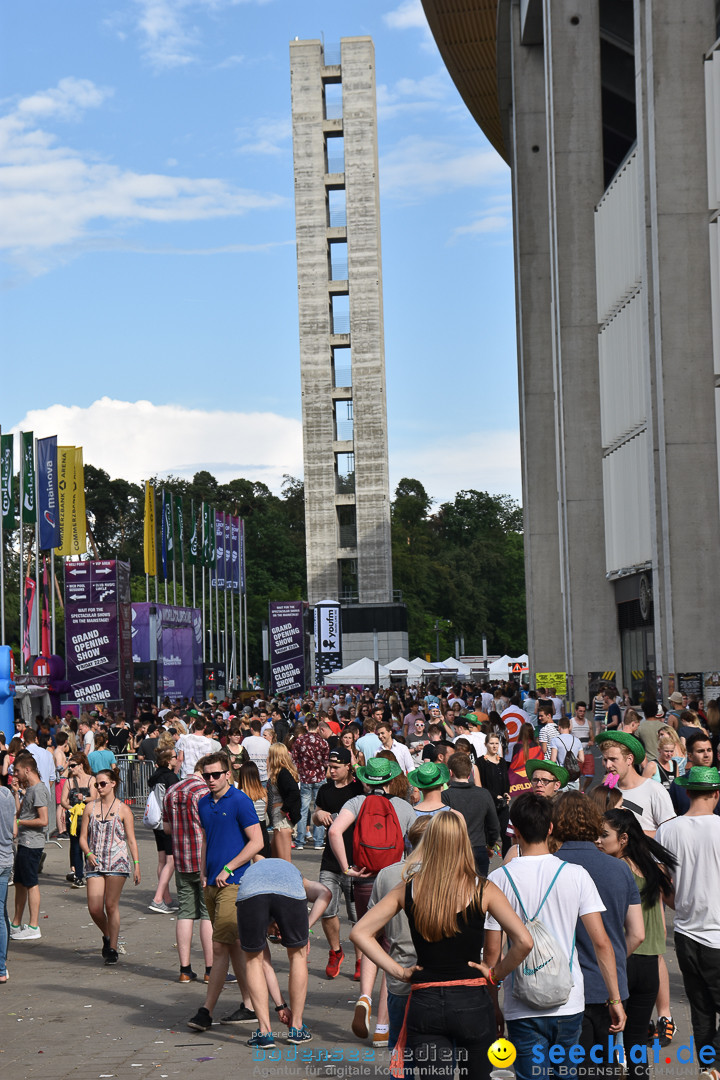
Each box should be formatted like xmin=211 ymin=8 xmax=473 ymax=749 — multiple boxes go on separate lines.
xmin=176 ymin=732 xmax=219 ymax=779
xmin=455 ymin=731 xmax=486 ymax=758
xmin=389 ymin=740 xmax=414 ymax=775
xmin=486 ymin=854 xmax=605 ymax=1019
xmin=241 ymin=735 xmax=270 ymax=782
xmin=619 ymin=779 xmax=675 ymax=833
xmin=656 ymin=815 xmax=720 ymax=948
xmin=550 ymin=695 xmax=563 ymax=720
xmin=551 ymin=733 xmax=583 ymax=766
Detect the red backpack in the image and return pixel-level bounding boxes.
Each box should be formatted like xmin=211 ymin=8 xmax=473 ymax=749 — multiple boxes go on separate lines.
xmin=352 ymin=791 xmax=405 ymax=875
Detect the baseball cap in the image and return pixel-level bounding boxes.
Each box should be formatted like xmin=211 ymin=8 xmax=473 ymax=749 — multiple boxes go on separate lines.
xmin=328 ymin=747 xmax=352 ymax=765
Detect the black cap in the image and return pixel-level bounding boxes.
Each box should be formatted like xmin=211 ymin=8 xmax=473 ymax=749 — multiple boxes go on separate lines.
xmin=328 ymin=747 xmax=352 ymax=765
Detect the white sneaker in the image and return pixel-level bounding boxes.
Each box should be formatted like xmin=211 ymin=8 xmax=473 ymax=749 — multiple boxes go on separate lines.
xmin=12 ymin=925 xmax=41 ymax=940
xmin=9 ymin=924 xmax=26 ymax=940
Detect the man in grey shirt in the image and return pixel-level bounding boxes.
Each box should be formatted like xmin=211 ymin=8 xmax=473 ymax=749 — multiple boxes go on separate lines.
xmin=0 ymin=783 xmax=16 ymax=980
xmin=10 ymin=751 xmax=49 ymax=941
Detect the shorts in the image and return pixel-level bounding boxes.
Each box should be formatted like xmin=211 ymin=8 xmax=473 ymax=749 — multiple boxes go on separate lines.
xmin=175 ymin=870 xmax=210 ymax=921
xmin=319 ymin=869 xmax=356 ymax=922
xmin=581 ymin=749 xmax=596 ymax=776
xmin=154 ymin=828 xmax=173 ymax=855
xmin=269 ymin=804 xmax=292 ymax=830
xmin=56 ymin=778 xmax=67 ymax=805
xmin=236 ymin=893 xmax=309 ymax=953
xmin=86 ymin=871 xmax=129 ymax=879
xmin=14 ymin=845 xmax=43 ymax=888
xmin=204 ymin=884 xmax=240 ymax=944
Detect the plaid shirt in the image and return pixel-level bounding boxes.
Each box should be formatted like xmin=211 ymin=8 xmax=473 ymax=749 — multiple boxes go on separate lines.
xmin=162 ymin=774 xmax=207 ymax=873
xmin=291 ymin=731 xmax=329 ymax=783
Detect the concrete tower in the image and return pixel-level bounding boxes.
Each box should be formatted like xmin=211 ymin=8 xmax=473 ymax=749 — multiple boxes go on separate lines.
xmin=290 ymin=36 xmax=393 ymax=610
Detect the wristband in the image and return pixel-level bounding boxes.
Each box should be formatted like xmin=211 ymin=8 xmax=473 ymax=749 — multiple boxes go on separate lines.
xmin=275 ymin=1001 xmax=289 ymax=1013
xmin=606 ymin=998 xmax=621 ymax=1006
xmin=223 ymin=864 xmax=232 ymax=875
xmin=343 ymin=867 xmax=351 ymax=875
xmin=488 ymin=968 xmax=503 ymax=987
xmin=133 ymin=860 xmax=140 ymax=864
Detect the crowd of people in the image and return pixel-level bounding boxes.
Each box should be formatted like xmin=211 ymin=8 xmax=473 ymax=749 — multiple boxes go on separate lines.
xmin=0 ymin=677 xmax=719 ymax=1079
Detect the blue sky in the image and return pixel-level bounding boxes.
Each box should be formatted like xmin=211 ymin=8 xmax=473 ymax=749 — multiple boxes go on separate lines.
xmin=0 ymin=0 xmax=520 ymax=505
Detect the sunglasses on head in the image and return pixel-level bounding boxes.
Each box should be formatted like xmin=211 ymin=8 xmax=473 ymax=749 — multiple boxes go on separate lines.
xmin=203 ymin=770 xmax=225 ymax=780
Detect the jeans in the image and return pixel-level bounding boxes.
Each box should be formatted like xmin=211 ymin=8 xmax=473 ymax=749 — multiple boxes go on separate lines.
xmin=388 ymin=990 xmax=410 ymax=1052
xmin=406 ymin=984 xmax=495 ymax=1079
xmin=297 ymin=782 xmax=325 ymax=846
xmin=623 ymin=953 xmax=659 ymax=1080
xmin=70 ymin=833 xmax=84 ymax=882
xmin=0 ymin=866 xmax=10 ymax=976
xmin=508 ymin=1011 xmax=584 ymax=1080
xmin=675 ymin=932 xmax=720 ymax=1067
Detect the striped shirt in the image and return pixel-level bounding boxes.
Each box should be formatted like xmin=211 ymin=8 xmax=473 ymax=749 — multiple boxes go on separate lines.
xmin=162 ymin=774 xmax=207 ymax=873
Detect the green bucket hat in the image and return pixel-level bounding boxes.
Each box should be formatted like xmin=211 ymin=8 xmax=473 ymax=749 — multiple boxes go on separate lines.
xmin=525 ymin=758 xmax=569 ymax=788
xmin=596 ymin=730 xmax=645 ymax=767
xmin=356 ymin=756 xmax=402 ymax=786
xmin=407 ymin=761 xmax=450 ymax=790
xmin=675 ymin=765 xmax=720 ymax=790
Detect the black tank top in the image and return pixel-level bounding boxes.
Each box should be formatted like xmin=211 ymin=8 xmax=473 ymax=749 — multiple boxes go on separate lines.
xmin=404 ymin=878 xmax=486 ymax=983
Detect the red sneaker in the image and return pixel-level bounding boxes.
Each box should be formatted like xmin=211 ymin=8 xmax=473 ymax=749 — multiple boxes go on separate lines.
xmin=353 ymin=958 xmax=362 ymax=981
xmin=325 ymin=948 xmax=345 ymax=979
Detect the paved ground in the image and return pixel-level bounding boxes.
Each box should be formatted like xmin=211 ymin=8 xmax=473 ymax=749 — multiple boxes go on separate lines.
xmin=1 ymin=818 xmax=693 ymax=1080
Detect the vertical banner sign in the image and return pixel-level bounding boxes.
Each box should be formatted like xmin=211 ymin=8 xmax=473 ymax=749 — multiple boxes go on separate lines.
xmin=21 ymin=432 xmax=36 ymax=524
xmin=230 ymin=516 xmax=240 ymax=591
xmin=313 ymin=601 xmax=343 ymax=681
xmin=240 ymin=518 xmax=246 ymax=595
xmin=56 ymin=446 xmax=75 ymax=556
xmin=23 ymin=577 xmax=37 ymax=662
xmin=161 ymin=490 xmax=169 ymax=579
xmin=176 ymin=498 xmax=184 ymax=557
xmin=213 ymin=509 xmax=225 ymax=588
xmin=41 ymin=557 xmax=51 ymax=657
xmin=71 ymin=447 xmax=87 ymax=555
xmin=208 ymin=507 xmax=216 ymax=570
xmin=223 ymin=512 xmax=232 ymax=591
xmin=0 ymin=434 xmax=14 ymax=529
xmin=37 ymin=436 xmax=60 ymax=550
xmin=201 ymin=503 xmax=211 ymax=566
xmin=189 ymin=502 xmax=199 ymax=565
xmin=64 ymin=560 xmax=131 ymax=704
xmin=144 ymin=482 xmax=157 ymax=576
xmin=269 ymin=601 xmax=305 ymax=695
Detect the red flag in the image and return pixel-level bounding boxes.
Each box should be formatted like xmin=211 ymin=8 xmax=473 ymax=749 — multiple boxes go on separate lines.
xmin=41 ymin=557 xmax=51 ymax=657
xmin=22 ymin=577 xmax=36 ymax=664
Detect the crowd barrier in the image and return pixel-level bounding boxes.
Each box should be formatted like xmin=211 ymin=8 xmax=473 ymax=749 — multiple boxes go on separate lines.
xmin=116 ymin=756 xmax=155 ymax=806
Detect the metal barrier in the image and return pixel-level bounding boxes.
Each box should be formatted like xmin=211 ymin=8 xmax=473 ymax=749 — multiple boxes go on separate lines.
xmin=116 ymin=756 xmax=155 ymax=806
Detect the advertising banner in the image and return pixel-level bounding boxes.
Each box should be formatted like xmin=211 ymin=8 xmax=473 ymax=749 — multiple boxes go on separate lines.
xmin=269 ymin=601 xmax=305 ymax=695
xmin=132 ymin=603 xmax=203 ymax=701
xmin=189 ymin=502 xmax=199 ymax=566
xmin=64 ymin=560 xmax=132 ymax=706
xmin=1 ymin=433 xmax=14 ymax=530
xmin=314 ymin=602 xmax=342 ymax=682
xmin=535 ymin=671 xmax=568 ymax=697
xmin=240 ymin=518 xmax=246 ymax=595
xmin=21 ymin=431 xmax=36 ymax=525
xmin=37 ymin=435 xmax=60 ymax=550
xmin=230 ymin=516 xmax=240 ymax=591
xmin=703 ymin=671 xmax=720 ymax=701
xmin=69 ymin=447 xmax=87 ymax=556
xmin=212 ymin=509 xmax=225 ymax=588
xmin=676 ymin=672 xmax=703 ymax=701
xmin=144 ymin=482 xmax=156 ymax=576
xmin=224 ymin=513 xmax=232 ymax=591
xmin=57 ymin=446 xmax=75 ymax=557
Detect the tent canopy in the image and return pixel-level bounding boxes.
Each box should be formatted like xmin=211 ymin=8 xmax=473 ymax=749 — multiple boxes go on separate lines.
xmin=324 ymin=657 xmax=390 ymax=687
xmin=488 ymin=654 xmax=529 ymax=677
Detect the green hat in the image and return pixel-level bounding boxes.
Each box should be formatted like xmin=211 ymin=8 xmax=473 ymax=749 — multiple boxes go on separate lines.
xmin=407 ymin=761 xmax=450 ymax=790
xmin=596 ymin=730 xmax=645 ymax=767
xmin=356 ymin=756 xmax=402 ymax=786
xmin=675 ymin=765 xmax=720 ymax=790
xmin=464 ymin=713 xmax=483 ymax=727
xmin=525 ymin=758 xmax=569 ymax=788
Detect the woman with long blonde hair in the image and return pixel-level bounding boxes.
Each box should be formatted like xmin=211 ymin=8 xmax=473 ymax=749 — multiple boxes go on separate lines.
xmin=266 ymin=743 xmax=301 ymax=861
xmin=351 ymin=812 xmax=532 ymax=1078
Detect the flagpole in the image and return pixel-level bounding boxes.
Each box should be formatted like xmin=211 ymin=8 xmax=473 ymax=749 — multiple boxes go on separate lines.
xmin=19 ymin=432 xmax=24 ymax=675
xmin=51 ymin=549 xmax=56 ymax=654
xmin=215 ymin=571 xmax=220 ymax=686
xmin=230 ymin=588 xmax=236 ymax=695
xmin=171 ymin=492 xmax=177 ymax=607
xmin=239 ymin=588 xmax=244 ymax=689
xmin=243 ymin=590 xmax=249 ymax=691
xmin=224 ymin=583 xmax=229 ymax=692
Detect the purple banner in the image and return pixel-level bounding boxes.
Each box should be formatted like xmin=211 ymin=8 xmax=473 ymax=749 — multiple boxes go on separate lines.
xmin=65 ymin=567 xmax=119 ymax=705
xmin=240 ymin=519 xmax=246 ymax=595
xmin=37 ymin=436 xmax=60 ymax=551
xmin=223 ymin=513 xmax=232 ymax=591
xmin=132 ymin=603 xmax=203 ymax=700
xmin=212 ymin=509 xmax=225 ymax=588
xmin=269 ymin=601 xmax=305 ymax=695
xmin=230 ymin=516 xmax=240 ymax=592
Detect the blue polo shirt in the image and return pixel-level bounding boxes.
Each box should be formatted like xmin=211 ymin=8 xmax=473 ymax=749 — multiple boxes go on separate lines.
xmin=558 ymin=841 xmax=640 ymax=1003
xmin=198 ymin=785 xmax=259 ymax=885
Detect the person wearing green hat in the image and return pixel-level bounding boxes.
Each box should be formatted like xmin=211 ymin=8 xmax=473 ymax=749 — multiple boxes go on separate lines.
xmin=656 ymin=767 xmax=720 ymax=1074
xmin=407 ymin=761 xmax=451 ymax=819
xmin=597 ymin=731 xmax=675 ymax=836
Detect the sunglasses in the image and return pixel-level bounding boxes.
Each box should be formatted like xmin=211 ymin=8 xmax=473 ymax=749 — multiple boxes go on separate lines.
xmin=203 ymin=770 xmax=225 ymax=780
xmin=96 ymin=780 xmax=112 ymax=788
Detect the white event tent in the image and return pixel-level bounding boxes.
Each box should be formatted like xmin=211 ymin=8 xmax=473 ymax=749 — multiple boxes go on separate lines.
xmin=324 ymin=657 xmax=390 ymax=687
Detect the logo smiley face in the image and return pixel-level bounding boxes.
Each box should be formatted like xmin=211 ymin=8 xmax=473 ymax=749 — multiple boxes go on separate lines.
xmin=488 ymin=1038 xmax=517 ymax=1068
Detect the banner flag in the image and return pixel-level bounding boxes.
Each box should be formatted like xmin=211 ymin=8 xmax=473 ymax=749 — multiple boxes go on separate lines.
xmin=57 ymin=446 xmax=75 ymax=557
xmin=230 ymin=516 xmax=240 ymax=592
xmin=1 ymin=433 xmax=13 ymax=530
xmin=21 ymin=431 xmax=36 ymax=525
xmin=161 ymin=490 xmax=169 ymax=579
xmin=71 ymin=447 xmax=87 ymax=556
xmin=37 ymin=435 xmax=60 ymax=550
xmin=201 ymin=502 xmax=210 ymax=566
xmin=189 ymin=500 xmax=199 ymax=566
xmin=213 ymin=509 xmax=225 ymax=588
xmin=240 ymin=518 xmax=246 ymax=595
xmin=208 ymin=507 xmax=216 ymax=569
xmin=23 ymin=576 xmax=36 ymax=663
xmin=223 ymin=511 xmax=231 ymax=591
xmin=176 ymin=497 xmax=184 ymax=554
xmin=41 ymin=556 xmax=51 ymax=657
xmin=144 ymin=482 xmax=157 ymax=576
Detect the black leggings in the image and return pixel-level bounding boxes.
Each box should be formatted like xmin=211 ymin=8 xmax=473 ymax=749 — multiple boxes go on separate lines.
xmin=624 ymin=954 xmax=660 ymax=1080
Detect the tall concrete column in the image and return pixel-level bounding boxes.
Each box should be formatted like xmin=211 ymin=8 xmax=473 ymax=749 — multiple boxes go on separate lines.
xmin=636 ymin=0 xmax=720 ymax=678
xmin=543 ymin=0 xmax=621 ymax=696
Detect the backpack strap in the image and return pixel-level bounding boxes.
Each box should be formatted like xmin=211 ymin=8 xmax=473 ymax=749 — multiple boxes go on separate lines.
xmin=532 ymin=861 xmax=567 ymax=921
xmin=501 ymin=866 xmax=530 ymax=922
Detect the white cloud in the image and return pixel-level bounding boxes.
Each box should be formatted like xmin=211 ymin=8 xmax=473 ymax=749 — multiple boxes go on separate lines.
xmin=376 ymin=71 xmax=452 ymax=120
xmin=0 ymin=78 xmax=285 ymax=265
xmin=391 ymin=429 xmax=522 ymax=504
xmin=384 ymin=0 xmax=428 ymax=31
xmin=380 ymin=135 xmax=508 ymax=200
xmin=235 ymin=116 xmax=291 ymax=156
xmin=11 ymin=398 xmax=303 ymax=492
xmin=451 ymin=214 xmax=511 ymax=239
xmin=132 ymin=0 xmax=270 ymax=70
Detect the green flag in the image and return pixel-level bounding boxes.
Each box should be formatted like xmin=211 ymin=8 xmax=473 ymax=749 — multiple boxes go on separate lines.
xmin=165 ymin=490 xmax=174 ymax=557
xmin=0 ymin=433 xmax=14 ymax=530
xmin=21 ymin=431 xmax=36 ymax=525
xmin=207 ymin=506 xmax=216 ymax=568
xmin=189 ymin=500 xmax=199 ymax=566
